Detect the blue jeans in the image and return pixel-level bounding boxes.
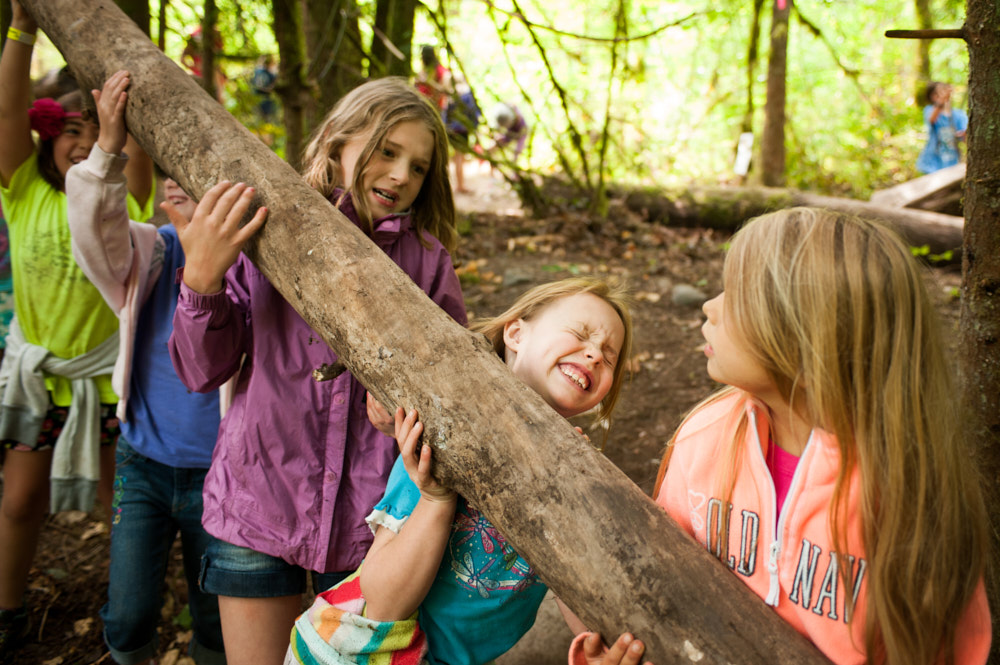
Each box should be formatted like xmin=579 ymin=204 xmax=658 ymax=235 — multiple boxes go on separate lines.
xmin=100 ymin=437 xmax=226 ymax=665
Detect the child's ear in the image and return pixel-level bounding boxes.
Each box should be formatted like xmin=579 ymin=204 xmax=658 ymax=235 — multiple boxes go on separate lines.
xmin=503 ymin=319 xmax=524 ymax=352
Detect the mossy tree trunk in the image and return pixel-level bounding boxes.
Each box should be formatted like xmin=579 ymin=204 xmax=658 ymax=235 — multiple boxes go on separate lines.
xmin=617 ymin=184 xmax=964 ymax=255
xmin=913 ymin=0 xmax=932 ymax=104
xmin=303 ymin=0 xmax=364 ymax=133
xmin=272 ymin=0 xmax=308 ymax=170
xmin=959 ymin=0 xmax=1000 ymax=660
xmin=371 ymin=0 xmax=416 ymax=79
xmin=200 ymin=0 xmax=218 ymax=100
xmin=761 ymin=0 xmax=790 ymax=187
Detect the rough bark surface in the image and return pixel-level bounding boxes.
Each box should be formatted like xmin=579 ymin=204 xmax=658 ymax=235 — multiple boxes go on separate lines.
xmin=619 ymin=184 xmax=964 ymax=254
xmin=22 ymin=1 xmax=832 ymax=662
xmin=960 ymin=0 xmax=1000 ymax=660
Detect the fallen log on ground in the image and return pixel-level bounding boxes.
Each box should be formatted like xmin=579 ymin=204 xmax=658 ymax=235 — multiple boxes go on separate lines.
xmin=618 ymin=184 xmax=963 ymax=255
xmin=869 ymin=163 xmax=964 ymax=215
xmin=25 ymin=1 xmax=833 ymax=662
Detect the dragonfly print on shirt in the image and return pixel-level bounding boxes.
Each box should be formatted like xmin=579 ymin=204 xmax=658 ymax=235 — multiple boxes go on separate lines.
xmin=449 ymin=502 xmax=539 ymax=597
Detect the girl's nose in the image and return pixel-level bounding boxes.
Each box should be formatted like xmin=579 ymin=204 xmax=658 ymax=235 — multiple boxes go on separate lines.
xmin=702 ymin=292 xmax=723 ymax=321
xmin=390 ymin=162 xmax=410 ymax=185
xmin=584 ymin=342 xmax=601 ymax=364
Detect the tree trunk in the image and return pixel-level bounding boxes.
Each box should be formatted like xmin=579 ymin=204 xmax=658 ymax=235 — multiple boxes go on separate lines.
xmin=741 ymin=0 xmax=765 ymax=136
xmin=115 ymin=0 xmax=150 ymax=36
xmin=22 ymin=1 xmax=833 ymax=662
xmin=157 ymin=0 xmax=166 ymax=51
xmin=618 ymin=184 xmax=964 ymax=255
xmin=761 ymin=0 xmax=790 ymax=187
xmin=959 ymin=1 xmax=1000 ymax=660
xmin=914 ymin=0 xmax=932 ymax=105
xmin=735 ymin=0 xmax=765 ymax=184
xmin=303 ymin=0 xmax=364 ymax=132
xmin=272 ymin=0 xmax=308 ymax=170
xmin=0 ymin=0 xmax=9 ymax=42
xmin=371 ymin=0 xmax=415 ymax=79
xmin=200 ymin=0 xmax=218 ymax=100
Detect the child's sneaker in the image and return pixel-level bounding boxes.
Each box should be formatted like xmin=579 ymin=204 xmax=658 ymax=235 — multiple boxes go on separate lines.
xmin=0 ymin=606 xmax=30 ymax=659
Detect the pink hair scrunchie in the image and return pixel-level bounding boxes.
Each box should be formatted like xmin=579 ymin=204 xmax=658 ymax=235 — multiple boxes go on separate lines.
xmin=28 ymin=98 xmax=81 ymax=141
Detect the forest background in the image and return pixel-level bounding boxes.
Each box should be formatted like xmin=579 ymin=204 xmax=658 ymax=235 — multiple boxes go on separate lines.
xmin=0 ymin=0 xmax=972 ymax=203
xmin=2 ymin=0 xmax=1000 ymax=663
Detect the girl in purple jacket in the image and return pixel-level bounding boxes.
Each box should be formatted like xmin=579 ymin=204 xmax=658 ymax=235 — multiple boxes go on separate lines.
xmin=167 ymin=77 xmax=467 ymax=665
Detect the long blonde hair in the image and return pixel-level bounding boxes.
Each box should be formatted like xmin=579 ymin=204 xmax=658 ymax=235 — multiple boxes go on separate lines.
xmin=474 ymin=277 xmax=634 ymax=425
xmin=678 ymin=207 xmax=986 ymax=664
xmin=301 ymin=77 xmax=457 ymax=253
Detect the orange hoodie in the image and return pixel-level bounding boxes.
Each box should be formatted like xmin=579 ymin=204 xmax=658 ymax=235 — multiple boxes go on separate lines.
xmin=653 ymin=390 xmax=990 ymax=664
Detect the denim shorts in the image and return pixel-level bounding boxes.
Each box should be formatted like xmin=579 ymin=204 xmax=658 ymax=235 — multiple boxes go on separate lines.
xmin=200 ymin=538 xmax=352 ymax=598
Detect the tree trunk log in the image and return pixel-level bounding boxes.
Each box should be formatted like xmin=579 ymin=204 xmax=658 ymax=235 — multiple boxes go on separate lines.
xmin=304 ymin=0 xmax=365 ymax=132
xmin=272 ymin=0 xmax=307 ymax=171
xmin=760 ymin=0 xmax=790 ymax=187
xmin=618 ymin=184 xmax=964 ymax=256
xmin=23 ymin=1 xmax=831 ymax=662
xmin=959 ymin=1 xmax=1000 ymax=660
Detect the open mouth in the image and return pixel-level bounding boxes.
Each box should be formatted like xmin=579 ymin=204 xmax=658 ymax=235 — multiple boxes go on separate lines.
xmin=373 ymin=187 xmax=398 ymax=206
xmin=560 ymin=364 xmax=590 ymax=391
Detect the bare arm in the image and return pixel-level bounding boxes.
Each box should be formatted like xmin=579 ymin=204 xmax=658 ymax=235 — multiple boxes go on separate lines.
xmin=0 ymin=0 xmax=38 ymax=186
xmin=360 ymin=408 xmax=457 ymax=620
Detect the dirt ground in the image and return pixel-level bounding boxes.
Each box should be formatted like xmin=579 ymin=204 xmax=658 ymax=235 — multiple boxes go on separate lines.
xmin=0 ymin=164 xmax=963 ymax=664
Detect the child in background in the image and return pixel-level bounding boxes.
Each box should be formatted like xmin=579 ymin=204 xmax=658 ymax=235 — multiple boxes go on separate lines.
xmin=574 ymin=208 xmax=990 ymax=665
xmin=916 ymin=81 xmax=968 ymax=174
xmin=67 ymin=72 xmax=241 ymax=665
xmin=415 ymin=45 xmax=453 ymax=113
xmin=287 ymin=277 xmax=634 ymax=665
xmin=489 ymin=102 xmax=528 ymax=165
xmin=169 ymin=76 xmax=467 ymax=665
xmin=0 ymin=1 xmax=154 ymax=656
xmin=444 ymin=73 xmax=479 ymax=194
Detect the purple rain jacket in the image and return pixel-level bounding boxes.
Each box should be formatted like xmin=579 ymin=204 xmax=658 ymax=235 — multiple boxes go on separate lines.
xmin=169 ymin=193 xmax=467 ymax=572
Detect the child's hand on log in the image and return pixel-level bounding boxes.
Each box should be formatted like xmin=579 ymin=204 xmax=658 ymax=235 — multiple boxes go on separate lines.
xmin=366 ymin=392 xmax=394 ymax=436
xmin=166 ymin=180 xmax=267 ymax=294
xmin=394 ymin=407 xmax=456 ymax=504
xmin=580 ymin=632 xmax=650 ymax=665
xmin=93 ymin=70 xmax=130 ymax=156
xmin=10 ymin=0 xmax=37 ymax=34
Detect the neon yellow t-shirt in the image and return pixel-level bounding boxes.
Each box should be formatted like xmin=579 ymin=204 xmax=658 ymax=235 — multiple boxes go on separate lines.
xmin=0 ymin=153 xmax=154 ymax=406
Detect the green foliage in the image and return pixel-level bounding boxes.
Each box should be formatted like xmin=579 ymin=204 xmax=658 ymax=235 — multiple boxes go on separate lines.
xmin=33 ymin=0 xmax=973 ymax=202
xmin=419 ymin=0 xmax=970 ymax=199
xmin=910 ymin=244 xmax=955 ymax=263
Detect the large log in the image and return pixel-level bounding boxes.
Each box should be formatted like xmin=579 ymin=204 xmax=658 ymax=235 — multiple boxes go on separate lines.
xmin=619 ymin=184 xmax=964 ymax=256
xmin=25 ymin=1 xmax=831 ymax=663
xmin=869 ymin=163 xmax=964 ymax=213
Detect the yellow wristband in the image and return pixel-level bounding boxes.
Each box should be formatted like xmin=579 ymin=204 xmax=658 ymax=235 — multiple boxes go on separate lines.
xmin=7 ymin=27 xmax=36 ymax=46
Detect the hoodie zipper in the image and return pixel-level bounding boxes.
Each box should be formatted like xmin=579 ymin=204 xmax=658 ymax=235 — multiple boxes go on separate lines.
xmin=752 ymin=410 xmax=814 ymax=607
